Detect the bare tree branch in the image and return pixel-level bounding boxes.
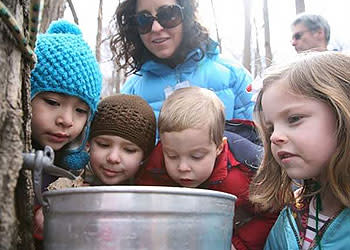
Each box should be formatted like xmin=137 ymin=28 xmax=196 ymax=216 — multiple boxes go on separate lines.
xmin=210 ymin=0 xmax=222 ymax=52
xmin=67 ymin=0 xmax=79 ymax=25
xmin=96 ymin=0 xmax=103 ymax=62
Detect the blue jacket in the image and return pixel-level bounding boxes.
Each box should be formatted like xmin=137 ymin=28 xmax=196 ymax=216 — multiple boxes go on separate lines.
xmin=264 ymin=205 xmax=350 ymax=250
xmin=121 ymin=40 xmax=254 ymax=120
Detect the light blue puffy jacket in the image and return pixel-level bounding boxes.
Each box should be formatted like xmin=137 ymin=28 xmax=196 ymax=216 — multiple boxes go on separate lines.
xmin=264 ymin=206 xmax=350 ymax=250
xmin=121 ymin=40 xmax=254 ymax=120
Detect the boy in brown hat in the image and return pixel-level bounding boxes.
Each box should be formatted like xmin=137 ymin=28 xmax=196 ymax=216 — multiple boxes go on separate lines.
xmin=86 ymin=94 xmax=156 ymax=185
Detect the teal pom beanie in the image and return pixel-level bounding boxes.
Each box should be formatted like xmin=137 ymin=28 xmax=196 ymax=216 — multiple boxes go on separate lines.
xmin=30 ymin=19 xmax=102 ymax=114
xmin=30 ymin=20 xmax=102 ymax=170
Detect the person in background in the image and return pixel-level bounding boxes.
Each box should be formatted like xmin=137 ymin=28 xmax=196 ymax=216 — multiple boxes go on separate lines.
xmin=250 ymin=51 xmax=350 ymax=249
xmin=136 ymin=86 xmax=278 ymax=250
xmin=110 ymin=0 xmax=254 ymax=120
xmin=291 ymin=13 xmax=330 ymax=53
xmin=85 ymin=94 xmax=156 ymax=185
xmin=31 ymin=19 xmax=102 ymax=245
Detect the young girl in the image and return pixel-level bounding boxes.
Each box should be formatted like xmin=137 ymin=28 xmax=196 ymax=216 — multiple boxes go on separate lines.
xmin=86 ymin=94 xmax=156 ymax=185
xmin=111 ymin=0 xmax=254 ymax=120
xmin=250 ymin=51 xmax=350 ymax=249
xmin=31 ymin=19 xmax=102 ymax=244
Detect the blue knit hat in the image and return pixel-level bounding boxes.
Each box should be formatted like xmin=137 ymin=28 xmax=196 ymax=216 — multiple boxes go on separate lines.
xmin=30 ymin=19 xmax=102 ymax=113
xmin=30 ymin=20 xmax=102 ymax=170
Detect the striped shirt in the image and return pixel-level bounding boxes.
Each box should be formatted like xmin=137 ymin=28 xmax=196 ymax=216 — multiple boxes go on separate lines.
xmin=302 ymin=197 xmax=329 ymax=249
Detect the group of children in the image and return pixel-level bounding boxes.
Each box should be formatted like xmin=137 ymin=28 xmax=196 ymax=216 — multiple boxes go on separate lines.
xmin=29 ymin=19 xmax=350 ymax=250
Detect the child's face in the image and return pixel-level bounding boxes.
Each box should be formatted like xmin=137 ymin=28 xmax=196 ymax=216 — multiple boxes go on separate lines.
xmin=89 ymin=135 xmax=144 ymax=185
xmin=160 ymin=125 xmax=223 ymax=187
xmin=31 ymin=92 xmax=89 ymax=151
xmin=261 ymin=79 xmax=337 ymax=181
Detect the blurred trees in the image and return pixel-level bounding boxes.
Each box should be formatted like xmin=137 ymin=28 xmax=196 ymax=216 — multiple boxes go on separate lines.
xmin=243 ymin=0 xmax=252 ymax=73
xmin=40 ymin=0 xmax=66 ymax=32
xmin=295 ymin=0 xmax=306 ymax=14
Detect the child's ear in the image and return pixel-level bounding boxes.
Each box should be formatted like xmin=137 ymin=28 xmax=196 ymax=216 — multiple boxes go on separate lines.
xmin=216 ymin=137 xmax=226 ymax=156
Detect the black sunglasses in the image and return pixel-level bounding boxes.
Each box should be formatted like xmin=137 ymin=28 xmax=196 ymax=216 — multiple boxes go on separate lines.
xmin=134 ymin=4 xmax=184 ymax=35
xmin=292 ymin=30 xmax=311 ymax=40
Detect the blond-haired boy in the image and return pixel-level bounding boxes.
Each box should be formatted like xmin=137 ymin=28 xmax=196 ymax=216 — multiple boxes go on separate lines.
xmin=136 ymin=86 xmax=278 ymax=250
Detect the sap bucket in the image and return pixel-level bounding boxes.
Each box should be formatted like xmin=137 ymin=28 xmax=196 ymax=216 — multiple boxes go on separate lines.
xmin=43 ymin=186 xmax=236 ymax=250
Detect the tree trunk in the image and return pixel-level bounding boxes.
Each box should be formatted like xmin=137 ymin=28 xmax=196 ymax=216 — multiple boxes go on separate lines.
xmin=263 ymin=0 xmax=272 ymax=67
xmin=253 ymin=19 xmax=262 ymax=78
xmin=39 ymin=0 xmax=66 ymax=33
xmin=0 ymin=0 xmax=34 ymax=249
xmin=295 ymin=0 xmax=305 ymax=14
xmin=243 ymin=0 xmax=252 ymax=72
xmin=96 ymin=0 xmax=103 ymax=63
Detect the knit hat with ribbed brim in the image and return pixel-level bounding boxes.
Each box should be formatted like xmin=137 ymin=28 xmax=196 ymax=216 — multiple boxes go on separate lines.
xmin=90 ymin=94 xmax=156 ymax=158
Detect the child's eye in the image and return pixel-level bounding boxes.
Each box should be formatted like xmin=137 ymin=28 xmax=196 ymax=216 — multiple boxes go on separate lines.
xmin=96 ymin=141 xmax=109 ymax=147
xmin=124 ymin=147 xmax=137 ymax=154
xmin=165 ymin=153 xmax=178 ymax=160
xmin=76 ymin=107 xmax=88 ymax=114
xmin=191 ymin=154 xmax=204 ymax=160
xmin=288 ymin=115 xmax=302 ymax=124
xmin=44 ymin=98 xmax=59 ymax=106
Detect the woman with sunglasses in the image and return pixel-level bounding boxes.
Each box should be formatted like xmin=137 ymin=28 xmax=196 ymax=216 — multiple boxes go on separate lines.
xmin=110 ymin=0 xmax=254 ymax=122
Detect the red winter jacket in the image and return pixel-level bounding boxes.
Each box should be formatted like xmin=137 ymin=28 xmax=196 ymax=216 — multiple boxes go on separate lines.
xmin=136 ymin=140 xmax=278 ymax=250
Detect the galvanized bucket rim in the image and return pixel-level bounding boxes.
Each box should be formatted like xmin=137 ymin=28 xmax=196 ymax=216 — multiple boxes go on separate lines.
xmin=43 ymin=185 xmax=237 ymax=201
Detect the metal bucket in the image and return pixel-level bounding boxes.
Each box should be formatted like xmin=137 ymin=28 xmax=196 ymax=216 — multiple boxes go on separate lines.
xmin=43 ymin=186 xmax=236 ymax=250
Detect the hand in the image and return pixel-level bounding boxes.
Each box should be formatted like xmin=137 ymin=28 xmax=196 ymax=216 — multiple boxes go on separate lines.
xmin=34 ymin=207 xmax=44 ymax=239
xmin=231 ymin=244 xmax=237 ymax=250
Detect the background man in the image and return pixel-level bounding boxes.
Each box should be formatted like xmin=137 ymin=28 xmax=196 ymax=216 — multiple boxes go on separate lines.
xmin=291 ymin=13 xmax=330 ymax=53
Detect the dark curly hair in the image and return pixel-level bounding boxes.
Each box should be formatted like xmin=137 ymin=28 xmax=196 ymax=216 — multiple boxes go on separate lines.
xmin=110 ymin=0 xmax=210 ymax=76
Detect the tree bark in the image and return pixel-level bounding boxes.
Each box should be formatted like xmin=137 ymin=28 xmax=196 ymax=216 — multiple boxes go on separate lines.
xmin=0 ymin=0 xmax=34 ymax=249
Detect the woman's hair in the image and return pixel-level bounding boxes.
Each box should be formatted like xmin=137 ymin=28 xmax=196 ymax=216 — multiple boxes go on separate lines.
xmin=158 ymin=87 xmax=225 ymax=147
xmin=110 ymin=0 xmax=210 ymax=75
xmin=250 ymin=51 xmax=350 ymax=211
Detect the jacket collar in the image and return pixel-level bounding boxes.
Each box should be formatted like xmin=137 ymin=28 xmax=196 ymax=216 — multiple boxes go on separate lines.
xmin=206 ymin=140 xmax=240 ymax=185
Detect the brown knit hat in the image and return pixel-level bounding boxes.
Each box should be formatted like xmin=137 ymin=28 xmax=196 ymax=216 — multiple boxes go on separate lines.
xmin=90 ymin=94 xmax=156 ymax=158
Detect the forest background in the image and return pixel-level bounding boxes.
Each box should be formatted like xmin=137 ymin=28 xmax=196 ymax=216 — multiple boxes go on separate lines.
xmin=0 ymin=0 xmax=350 ymax=249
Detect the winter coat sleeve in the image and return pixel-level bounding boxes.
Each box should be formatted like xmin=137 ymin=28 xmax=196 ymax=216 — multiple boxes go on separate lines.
xmin=231 ymin=66 xmax=254 ymax=120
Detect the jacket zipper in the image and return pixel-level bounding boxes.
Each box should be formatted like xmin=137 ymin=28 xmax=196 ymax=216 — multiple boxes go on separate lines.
xmin=287 ymin=208 xmax=302 ymax=250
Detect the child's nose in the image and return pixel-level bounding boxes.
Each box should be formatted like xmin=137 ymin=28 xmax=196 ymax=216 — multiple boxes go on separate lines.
xmin=56 ymin=109 xmax=73 ymax=127
xmin=107 ymin=149 xmax=121 ymax=164
xmin=270 ymin=130 xmax=287 ymax=145
xmin=177 ymin=160 xmax=191 ymax=172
